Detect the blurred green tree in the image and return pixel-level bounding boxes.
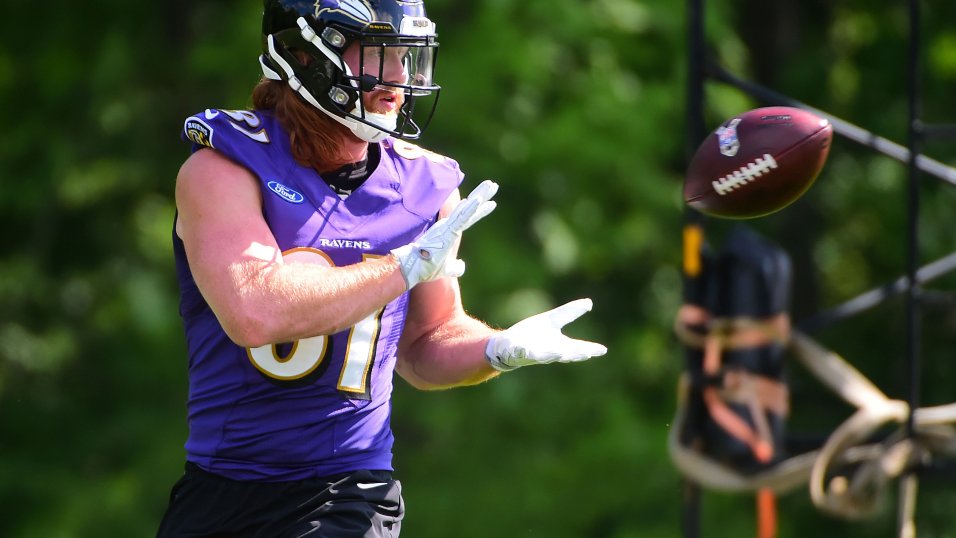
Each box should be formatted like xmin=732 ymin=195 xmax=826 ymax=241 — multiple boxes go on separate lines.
xmin=0 ymin=0 xmax=954 ymax=536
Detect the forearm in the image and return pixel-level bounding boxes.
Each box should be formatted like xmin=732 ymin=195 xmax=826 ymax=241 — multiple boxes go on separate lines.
xmin=396 ymin=313 xmax=500 ymax=390
xmin=210 ymin=252 xmax=406 ymax=347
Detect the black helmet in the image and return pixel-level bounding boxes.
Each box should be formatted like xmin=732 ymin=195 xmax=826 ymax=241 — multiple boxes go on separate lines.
xmin=260 ymin=0 xmax=440 ymax=142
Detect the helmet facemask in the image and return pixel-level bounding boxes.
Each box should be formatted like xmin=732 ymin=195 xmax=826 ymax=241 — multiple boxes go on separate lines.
xmin=261 ymin=6 xmax=440 ymax=142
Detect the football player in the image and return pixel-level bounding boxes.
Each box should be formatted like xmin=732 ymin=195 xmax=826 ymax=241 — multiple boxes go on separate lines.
xmin=157 ymin=1 xmax=607 ymax=536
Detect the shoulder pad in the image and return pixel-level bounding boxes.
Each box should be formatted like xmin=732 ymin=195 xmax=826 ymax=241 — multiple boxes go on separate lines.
xmin=388 ymin=139 xmax=450 ymax=165
xmin=182 ymin=109 xmax=272 ymax=150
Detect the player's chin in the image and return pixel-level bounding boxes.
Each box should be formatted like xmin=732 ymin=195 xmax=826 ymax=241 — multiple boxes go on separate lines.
xmin=363 ymin=107 xmax=401 ymax=120
xmin=364 ymin=93 xmax=404 ymax=115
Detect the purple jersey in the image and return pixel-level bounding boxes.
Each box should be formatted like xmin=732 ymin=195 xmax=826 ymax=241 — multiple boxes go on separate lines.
xmin=174 ymin=108 xmax=462 ymax=481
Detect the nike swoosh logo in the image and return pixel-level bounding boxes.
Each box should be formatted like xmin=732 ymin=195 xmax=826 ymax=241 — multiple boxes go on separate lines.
xmin=356 ymin=482 xmax=388 ymax=490
xmin=204 ymin=109 xmax=219 ymax=119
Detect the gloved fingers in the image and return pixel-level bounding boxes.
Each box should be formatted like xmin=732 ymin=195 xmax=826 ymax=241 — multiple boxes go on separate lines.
xmin=465 ymin=179 xmax=499 ymax=205
xmin=453 ymin=180 xmax=498 ymax=230
xmin=544 ymin=298 xmax=594 ymax=328
xmin=443 ymin=195 xmax=482 ymax=234
xmin=444 ymin=258 xmax=466 ymax=279
xmin=556 ymin=339 xmax=608 ymax=362
xmin=462 ymin=200 xmax=497 ymax=231
xmin=438 ymin=180 xmax=499 ymax=237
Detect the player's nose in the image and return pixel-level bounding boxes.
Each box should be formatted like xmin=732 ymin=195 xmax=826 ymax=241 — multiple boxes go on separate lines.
xmin=382 ymin=52 xmax=408 ymax=85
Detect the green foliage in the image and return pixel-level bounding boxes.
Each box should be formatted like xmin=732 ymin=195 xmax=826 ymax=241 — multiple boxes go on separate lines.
xmin=2 ymin=0 xmax=955 ymax=536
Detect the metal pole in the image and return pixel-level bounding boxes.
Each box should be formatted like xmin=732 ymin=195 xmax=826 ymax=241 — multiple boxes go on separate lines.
xmin=682 ymin=0 xmax=706 ymax=536
xmin=906 ymin=0 xmax=922 ymax=432
xmin=905 ymin=0 xmax=922 ymax=450
xmin=900 ymin=0 xmax=922 ymax=535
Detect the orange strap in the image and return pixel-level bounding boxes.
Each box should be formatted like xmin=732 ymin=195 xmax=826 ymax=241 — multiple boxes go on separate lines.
xmin=676 ymin=304 xmax=785 ymax=538
xmin=757 ymin=488 xmax=777 ymax=538
xmin=702 ymin=335 xmax=775 ymax=464
xmin=676 ymin=305 xmax=791 ymax=464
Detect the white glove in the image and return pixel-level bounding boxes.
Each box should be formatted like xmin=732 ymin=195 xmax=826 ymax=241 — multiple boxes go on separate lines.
xmin=391 ymin=180 xmax=498 ymax=290
xmin=485 ymin=298 xmax=608 ymax=371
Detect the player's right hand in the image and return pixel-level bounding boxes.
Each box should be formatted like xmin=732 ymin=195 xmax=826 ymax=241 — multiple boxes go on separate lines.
xmin=391 ymin=179 xmax=498 ymax=290
xmin=485 ymin=298 xmax=608 ymax=371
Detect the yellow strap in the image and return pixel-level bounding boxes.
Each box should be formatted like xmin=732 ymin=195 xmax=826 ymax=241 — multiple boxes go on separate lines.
xmin=682 ymin=224 xmax=704 ymax=277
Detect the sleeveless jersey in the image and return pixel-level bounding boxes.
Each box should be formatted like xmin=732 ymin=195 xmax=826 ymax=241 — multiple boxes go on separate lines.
xmin=174 ymin=108 xmax=463 ymax=481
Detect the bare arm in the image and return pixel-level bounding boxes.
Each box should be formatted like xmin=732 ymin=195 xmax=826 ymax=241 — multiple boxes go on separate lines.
xmin=396 ymin=271 xmax=501 ymax=390
xmin=395 ymin=191 xmax=501 ymax=390
xmin=175 ymin=148 xmax=407 ymax=348
xmin=393 ymin=186 xmax=607 ymax=388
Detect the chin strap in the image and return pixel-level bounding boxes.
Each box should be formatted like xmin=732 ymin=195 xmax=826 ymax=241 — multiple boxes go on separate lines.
xmin=259 ymin=54 xmax=283 ymax=81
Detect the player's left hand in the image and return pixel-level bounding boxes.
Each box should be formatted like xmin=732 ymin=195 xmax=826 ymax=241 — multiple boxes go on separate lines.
xmin=485 ymin=298 xmax=608 ymax=371
xmin=391 ymin=180 xmax=498 ymax=289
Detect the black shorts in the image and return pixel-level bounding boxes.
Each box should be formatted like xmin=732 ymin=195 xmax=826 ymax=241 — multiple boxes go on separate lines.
xmin=156 ymin=463 xmax=404 ymax=538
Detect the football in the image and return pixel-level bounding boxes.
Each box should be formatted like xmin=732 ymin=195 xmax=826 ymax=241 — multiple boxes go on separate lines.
xmin=684 ymin=106 xmax=833 ymax=219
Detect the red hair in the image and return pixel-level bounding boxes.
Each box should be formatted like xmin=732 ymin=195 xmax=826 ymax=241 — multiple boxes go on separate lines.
xmin=251 ymin=78 xmax=360 ymax=174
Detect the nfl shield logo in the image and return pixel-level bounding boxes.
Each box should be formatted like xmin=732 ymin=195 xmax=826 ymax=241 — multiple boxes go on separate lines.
xmin=716 ymin=118 xmax=742 ymax=157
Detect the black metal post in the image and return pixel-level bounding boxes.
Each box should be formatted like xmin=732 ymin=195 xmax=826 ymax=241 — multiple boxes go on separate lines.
xmin=682 ymin=0 xmax=706 ymax=536
xmin=900 ymin=0 xmax=922 ymax=534
xmin=905 ymin=0 xmax=922 ymax=444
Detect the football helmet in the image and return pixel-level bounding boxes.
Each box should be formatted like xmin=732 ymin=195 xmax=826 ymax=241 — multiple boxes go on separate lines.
xmin=261 ymin=0 xmax=441 ymax=142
